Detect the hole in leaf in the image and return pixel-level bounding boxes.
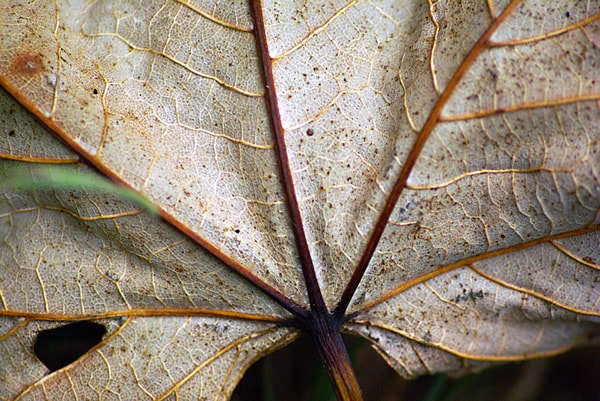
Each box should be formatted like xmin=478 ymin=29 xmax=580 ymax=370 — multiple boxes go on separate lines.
xmin=33 ymin=321 xmax=106 ymax=371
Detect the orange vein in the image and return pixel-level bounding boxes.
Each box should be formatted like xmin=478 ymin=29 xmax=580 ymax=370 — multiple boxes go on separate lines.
xmin=174 ymin=0 xmax=253 ymax=32
xmin=551 ymin=240 xmax=600 ymax=271
xmin=272 ymin=1 xmax=357 ymax=61
xmin=0 ymin=308 xmax=291 ymax=324
xmin=468 ymin=264 xmax=599 ymax=316
xmin=488 ymin=13 xmax=600 ymax=47
xmin=0 ymin=153 xmax=79 ymax=163
xmin=349 ymin=319 xmax=583 ymax=362
xmin=439 ymin=94 xmax=600 ymax=122
xmin=351 ymin=224 xmax=600 ymax=314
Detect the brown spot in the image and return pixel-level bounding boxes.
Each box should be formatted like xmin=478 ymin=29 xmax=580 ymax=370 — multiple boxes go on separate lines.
xmin=10 ymin=53 xmax=44 ymax=77
xmin=306 ymin=128 xmax=314 ymax=136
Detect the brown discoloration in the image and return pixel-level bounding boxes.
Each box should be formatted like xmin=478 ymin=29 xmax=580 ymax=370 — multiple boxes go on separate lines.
xmin=9 ymin=52 xmax=45 ymax=77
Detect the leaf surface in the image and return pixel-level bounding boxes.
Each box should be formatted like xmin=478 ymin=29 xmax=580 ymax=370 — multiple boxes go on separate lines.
xmin=1 ymin=0 xmax=599 ymax=399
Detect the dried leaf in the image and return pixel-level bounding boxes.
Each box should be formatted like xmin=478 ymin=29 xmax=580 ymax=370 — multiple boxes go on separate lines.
xmin=1 ymin=1 xmax=598 ymax=400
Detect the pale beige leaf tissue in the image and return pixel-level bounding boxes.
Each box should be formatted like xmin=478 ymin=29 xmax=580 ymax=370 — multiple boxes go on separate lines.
xmin=0 ymin=1 xmax=598 ymax=400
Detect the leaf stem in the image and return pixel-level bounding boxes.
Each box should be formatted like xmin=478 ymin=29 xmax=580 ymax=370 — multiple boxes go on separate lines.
xmin=250 ymin=3 xmax=364 ymax=399
xmin=310 ymin=314 xmax=364 ymax=401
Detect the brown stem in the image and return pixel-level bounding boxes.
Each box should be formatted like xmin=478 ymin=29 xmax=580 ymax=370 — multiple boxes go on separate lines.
xmin=250 ymin=2 xmax=364 ymax=399
xmin=310 ymin=314 xmax=364 ymax=401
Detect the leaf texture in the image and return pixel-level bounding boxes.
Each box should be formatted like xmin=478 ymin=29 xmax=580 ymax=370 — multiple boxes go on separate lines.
xmin=0 ymin=85 xmax=296 ymax=399
xmin=1 ymin=0 xmax=599 ymax=400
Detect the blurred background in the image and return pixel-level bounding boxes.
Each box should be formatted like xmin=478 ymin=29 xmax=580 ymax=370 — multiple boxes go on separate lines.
xmin=232 ymin=333 xmax=600 ymax=401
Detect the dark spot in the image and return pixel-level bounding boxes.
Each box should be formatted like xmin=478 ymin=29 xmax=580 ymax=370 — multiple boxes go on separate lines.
xmin=8 ymin=130 xmax=15 ymax=137
xmin=566 ymin=11 xmax=570 ymax=18
xmin=455 ymin=289 xmax=485 ymax=303
xmin=92 ymin=88 xmax=98 ymax=95
xmin=423 ymin=330 xmax=432 ymax=345
xmin=306 ymin=128 xmax=314 ymax=136
xmin=105 ymin=271 xmax=119 ymax=281
xmin=34 ymin=321 xmax=106 ymax=371
xmin=234 ymin=229 xmax=240 ymax=234
xmin=9 ymin=53 xmax=45 ymax=77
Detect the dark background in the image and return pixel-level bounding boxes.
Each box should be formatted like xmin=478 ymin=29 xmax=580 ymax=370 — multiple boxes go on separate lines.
xmin=233 ymin=334 xmax=600 ymax=401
